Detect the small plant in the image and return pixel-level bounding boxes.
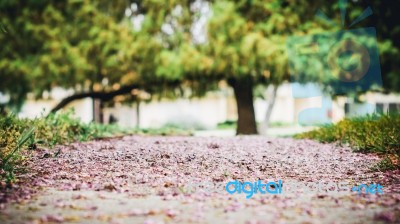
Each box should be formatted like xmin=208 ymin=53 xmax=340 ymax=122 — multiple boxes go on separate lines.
xmin=296 ymin=113 xmax=400 ymax=171
xmin=371 ymin=155 xmax=399 ymax=172
xmin=217 ymin=120 xmax=236 ymax=130
xmin=34 ymin=111 xmax=97 ymax=147
xmin=1 ymin=111 xmax=107 ymax=184
xmin=0 ymin=114 xmax=35 ymax=184
xmin=1 ymin=110 xmax=194 ymax=184
xmin=296 ymin=114 xmax=400 ymax=154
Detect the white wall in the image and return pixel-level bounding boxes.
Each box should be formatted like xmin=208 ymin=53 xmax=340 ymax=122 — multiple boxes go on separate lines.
xmin=19 ymin=98 xmax=93 ymax=123
xmin=141 ymin=96 xmax=227 ymax=129
xmin=104 ymin=93 xmax=228 ymax=129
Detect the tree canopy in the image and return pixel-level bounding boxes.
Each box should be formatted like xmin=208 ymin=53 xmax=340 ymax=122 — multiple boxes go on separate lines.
xmin=1 ymin=0 xmax=399 ymax=134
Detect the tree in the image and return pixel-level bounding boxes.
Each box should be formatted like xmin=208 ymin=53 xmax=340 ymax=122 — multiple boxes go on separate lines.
xmin=0 ymin=0 xmax=189 ymax=115
xmin=200 ymin=0 xmax=400 ymax=133
xmin=0 ymin=0 xmax=335 ymax=133
xmin=1 ymin=0 xmax=399 ymax=135
xmin=287 ymin=0 xmax=399 ymax=98
xmin=197 ymin=0 xmax=319 ymax=134
xmin=152 ymin=1 xmax=297 ymax=134
xmin=0 ymin=0 xmax=139 ymax=111
xmin=357 ymin=0 xmax=400 ymax=93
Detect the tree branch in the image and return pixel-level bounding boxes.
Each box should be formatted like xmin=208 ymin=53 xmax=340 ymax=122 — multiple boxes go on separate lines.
xmin=49 ymin=84 xmax=140 ymax=114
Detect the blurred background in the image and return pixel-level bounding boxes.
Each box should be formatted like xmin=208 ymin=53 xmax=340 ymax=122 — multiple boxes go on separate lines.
xmin=1 ymin=0 xmax=399 ymax=136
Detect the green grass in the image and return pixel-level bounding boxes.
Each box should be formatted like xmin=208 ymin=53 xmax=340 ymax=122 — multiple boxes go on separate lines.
xmin=90 ymin=123 xmax=193 ymax=137
xmin=0 ymin=112 xmax=99 ymax=184
xmin=0 ymin=111 xmax=191 ymax=185
xmin=295 ymin=114 xmax=400 ymax=171
xmin=371 ymin=155 xmax=399 ymax=172
xmin=217 ymin=120 xmax=294 ymax=130
xmin=217 ymin=120 xmax=236 ymax=130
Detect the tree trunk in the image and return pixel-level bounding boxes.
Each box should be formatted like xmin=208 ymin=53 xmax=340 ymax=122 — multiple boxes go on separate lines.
xmin=93 ymin=99 xmax=104 ymax=123
xmin=135 ymin=100 xmax=140 ymax=129
xmin=229 ymin=77 xmax=258 ymax=135
xmin=259 ymin=84 xmax=278 ymax=135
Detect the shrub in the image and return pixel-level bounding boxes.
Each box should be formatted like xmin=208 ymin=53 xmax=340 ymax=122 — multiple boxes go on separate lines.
xmin=0 ymin=115 xmax=35 ymax=184
xmin=0 ymin=111 xmax=100 ymax=184
xmin=371 ymin=155 xmax=400 ymax=172
xmin=217 ymin=120 xmax=237 ymax=130
xmin=296 ymin=114 xmax=400 ymax=154
xmin=296 ymin=114 xmax=400 ymax=171
xmin=0 ymin=110 xmax=194 ymax=184
xmin=34 ymin=111 xmax=97 ymax=147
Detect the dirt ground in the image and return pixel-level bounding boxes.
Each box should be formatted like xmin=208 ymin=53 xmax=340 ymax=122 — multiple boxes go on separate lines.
xmin=1 ymin=136 xmax=399 ymax=223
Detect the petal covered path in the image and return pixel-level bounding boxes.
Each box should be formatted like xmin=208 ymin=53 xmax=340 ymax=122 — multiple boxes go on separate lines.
xmin=0 ymin=136 xmax=399 ymax=223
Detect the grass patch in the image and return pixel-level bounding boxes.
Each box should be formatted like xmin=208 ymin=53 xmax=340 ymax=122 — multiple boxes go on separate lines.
xmin=0 ymin=111 xmax=192 ymax=185
xmin=217 ymin=120 xmax=236 ymax=130
xmin=371 ymin=155 xmax=399 ymax=172
xmin=0 ymin=117 xmax=35 ymax=184
xmin=217 ymin=120 xmax=295 ymax=130
xmin=90 ymin=123 xmax=193 ymax=137
xmin=0 ymin=112 xmax=101 ymax=184
xmin=295 ymin=114 xmax=400 ymax=170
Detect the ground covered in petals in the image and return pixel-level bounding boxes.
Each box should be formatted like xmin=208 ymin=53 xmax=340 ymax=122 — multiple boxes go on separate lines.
xmin=1 ymin=136 xmax=399 ymax=223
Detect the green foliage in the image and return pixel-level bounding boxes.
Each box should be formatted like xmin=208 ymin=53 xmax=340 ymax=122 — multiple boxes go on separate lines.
xmin=85 ymin=123 xmax=193 ymax=138
xmin=296 ymin=114 xmax=400 ymax=171
xmin=204 ymin=0 xmax=297 ymax=85
xmin=0 ymin=0 xmax=140 ymax=109
xmin=217 ymin=120 xmax=237 ymax=130
xmin=0 ymin=115 xmax=34 ymax=184
xmin=269 ymin=121 xmax=293 ymax=128
xmin=296 ymin=114 xmax=400 ymax=154
xmin=0 ymin=110 xmax=195 ymax=184
xmin=34 ymin=111 xmax=97 ymax=147
xmin=1 ymin=0 xmax=400 ymax=134
xmin=138 ymin=127 xmax=193 ymax=136
xmin=353 ymin=1 xmax=400 ymax=92
xmin=0 ymin=0 xmax=328 ymax=109
xmin=371 ymin=155 xmax=399 ymax=172
xmin=217 ymin=120 xmax=293 ymax=130
xmin=0 ymin=112 xmax=99 ymax=184
xmin=88 ymin=123 xmax=134 ymax=138
xmin=0 ymin=0 xmax=200 ymax=109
